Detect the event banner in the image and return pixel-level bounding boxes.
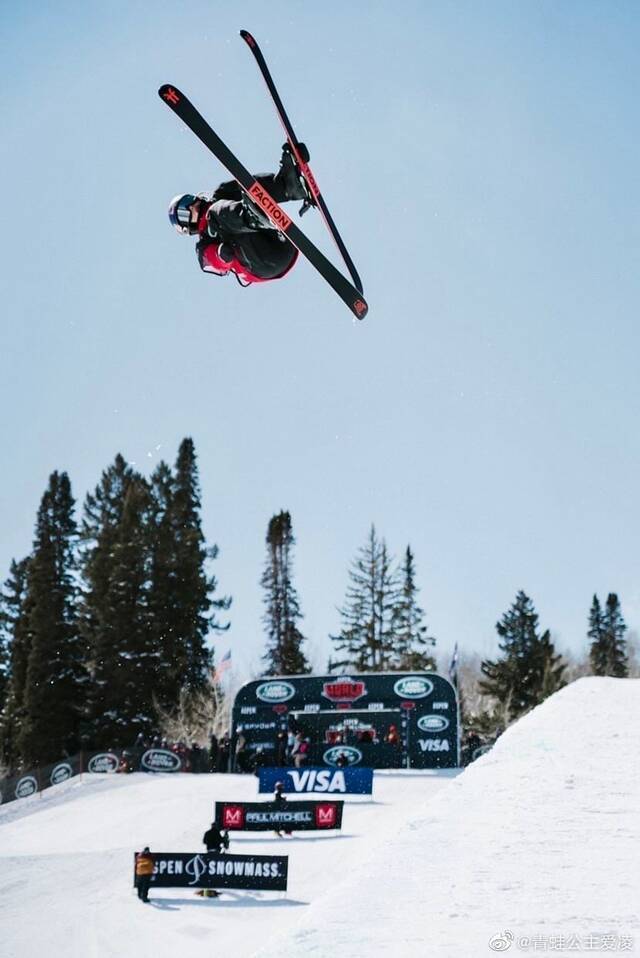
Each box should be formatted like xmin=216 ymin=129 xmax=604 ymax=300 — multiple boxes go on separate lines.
xmin=258 ymin=766 xmax=374 ymax=795
xmin=134 ymin=852 xmax=288 ymax=891
xmin=0 ymin=747 xmax=196 ymax=806
xmin=215 ymin=800 xmax=344 ymax=831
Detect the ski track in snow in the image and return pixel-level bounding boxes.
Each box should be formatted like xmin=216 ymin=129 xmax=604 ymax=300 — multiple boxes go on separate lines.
xmin=1 ymin=678 xmax=638 ymax=958
xmin=0 ymin=761 xmax=455 ymax=958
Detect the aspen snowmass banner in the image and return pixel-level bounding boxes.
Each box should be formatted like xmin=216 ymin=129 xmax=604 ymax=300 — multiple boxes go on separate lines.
xmin=134 ymin=853 xmax=288 ymax=891
xmin=215 ymin=800 xmax=344 ymax=831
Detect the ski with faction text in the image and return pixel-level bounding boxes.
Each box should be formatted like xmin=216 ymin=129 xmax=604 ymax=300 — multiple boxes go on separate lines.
xmin=158 ymin=84 xmax=368 ymax=320
xmin=239 ymin=29 xmax=364 ymax=296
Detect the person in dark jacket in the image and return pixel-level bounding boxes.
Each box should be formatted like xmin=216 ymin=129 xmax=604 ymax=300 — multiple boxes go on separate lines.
xmin=273 ymin=781 xmax=292 ymax=836
xmin=168 ymin=147 xmax=307 ymax=286
xmin=203 ymin=823 xmax=229 ymax=854
xmin=209 ymin=732 xmax=219 ymax=772
xmin=217 ymin=732 xmax=231 ymax=773
xmin=275 ymin=729 xmax=288 ymax=766
xmin=135 ymin=847 xmax=154 ymax=902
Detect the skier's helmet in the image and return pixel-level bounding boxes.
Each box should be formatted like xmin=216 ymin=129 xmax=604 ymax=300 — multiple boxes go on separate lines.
xmin=168 ymin=193 xmax=201 ymax=235
xmin=275 ymin=781 xmax=284 ymax=790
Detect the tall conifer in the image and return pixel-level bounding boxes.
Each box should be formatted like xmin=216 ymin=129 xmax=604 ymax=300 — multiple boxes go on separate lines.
xmin=332 ymin=526 xmax=399 ymax=672
xmin=0 ymin=558 xmax=30 ymax=769
xmin=18 ymin=473 xmax=86 ymax=765
xmin=150 ymin=438 xmax=230 ymax=694
xmin=261 ymin=511 xmax=309 ymax=675
xmin=479 ymin=590 xmax=566 ymax=722
xmin=590 ymin=593 xmax=628 ymax=677
xmin=391 ymin=546 xmax=436 ymax=671
xmin=87 ymin=477 xmax=156 ymax=746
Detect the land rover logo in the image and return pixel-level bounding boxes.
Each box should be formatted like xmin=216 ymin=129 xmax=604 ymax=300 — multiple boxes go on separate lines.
xmin=393 ymin=676 xmax=433 ymax=699
xmin=256 ymin=681 xmax=295 ymax=704
xmin=15 ymin=775 xmax=38 ymax=799
xmin=417 ymin=714 xmax=449 ymax=733
xmin=87 ymin=752 xmax=119 ymax=774
xmin=50 ymin=762 xmax=73 ymax=785
xmin=141 ymin=748 xmax=182 ymax=772
xmin=323 ymin=745 xmax=362 ymax=767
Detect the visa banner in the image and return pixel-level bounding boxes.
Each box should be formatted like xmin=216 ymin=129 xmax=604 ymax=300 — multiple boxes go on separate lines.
xmin=214 ymin=800 xmax=344 ymax=831
xmin=258 ymin=766 xmax=373 ymax=795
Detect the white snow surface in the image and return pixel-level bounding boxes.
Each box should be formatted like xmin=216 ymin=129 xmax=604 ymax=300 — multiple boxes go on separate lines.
xmin=1 ymin=678 xmax=638 ymax=958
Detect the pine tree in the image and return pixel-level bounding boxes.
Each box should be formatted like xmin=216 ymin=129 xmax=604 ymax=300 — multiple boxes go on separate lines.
xmin=149 ymin=438 xmax=231 ymax=696
xmin=331 ymin=525 xmax=399 ymax=672
xmin=479 ymin=591 xmax=566 ymax=722
xmin=588 ymin=595 xmax=608 ymax=675
xmin=17 ymin=473 xmax=87 ymax=766
xmin=590 ymin=593 xmax=628 ymax=677
xmin=391 ymin=546 xmax=436 ymax=671
xmin=87 ymin=477 xmax=157 ymax=747
xmin=79 ymin=454 xmax=139 ymax=666
xmin=261 ymin=511 xmax=310 ymax=675
xmin=0 ymin=558 xmax=30 ymax=769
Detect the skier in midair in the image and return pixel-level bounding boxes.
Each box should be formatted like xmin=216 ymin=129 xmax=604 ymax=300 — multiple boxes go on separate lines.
xmin=168 ymin=146 xmax=307 ymax=286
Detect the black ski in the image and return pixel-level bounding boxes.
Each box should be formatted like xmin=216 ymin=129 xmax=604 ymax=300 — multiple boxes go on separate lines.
xmin=158 ymin=85 xmax=368 ymax=320
xmin=240 ymin=30 xmax=364 ymax=296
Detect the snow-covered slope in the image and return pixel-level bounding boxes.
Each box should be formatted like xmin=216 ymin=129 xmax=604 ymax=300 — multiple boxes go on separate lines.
xmin=255 ymin=677 xmax=640 ymax=958
xmin=2 ymin=678 xmax=638 ymax=958
xmin=0 ymin=759 xmax=455 ymax=958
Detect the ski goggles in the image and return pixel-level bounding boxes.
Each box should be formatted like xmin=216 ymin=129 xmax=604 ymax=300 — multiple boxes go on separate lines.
xmin=168 ymin=194 xmax=202 ymax=234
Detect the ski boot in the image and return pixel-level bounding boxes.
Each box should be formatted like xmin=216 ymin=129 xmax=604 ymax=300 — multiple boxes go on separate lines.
xmin=279 ymin=143 xmax=311 ymax=203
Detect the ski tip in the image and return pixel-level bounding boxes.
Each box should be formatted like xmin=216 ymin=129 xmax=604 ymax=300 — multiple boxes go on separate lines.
xmin=239 ymin=29 xmax=256 ymax=47
xmin=353 ymin=298 xmax=368 ymax=320
xmin=158 ymin=84 xmax=184 ymax=108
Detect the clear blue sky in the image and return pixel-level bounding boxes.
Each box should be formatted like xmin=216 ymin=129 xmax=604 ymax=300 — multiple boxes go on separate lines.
xmin=2 ymin=1 xmax=639 ymax=679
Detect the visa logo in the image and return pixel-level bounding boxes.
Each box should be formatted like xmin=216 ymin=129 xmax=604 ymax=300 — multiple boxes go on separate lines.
xmin=288 ymin=769 xmax=346 ymax=793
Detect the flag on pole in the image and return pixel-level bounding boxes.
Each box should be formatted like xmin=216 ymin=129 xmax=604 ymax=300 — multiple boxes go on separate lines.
xmin=213 ymin=649 xmax=232 ymax=683
xmin=448 ymin=643 xmax=459 ymax=687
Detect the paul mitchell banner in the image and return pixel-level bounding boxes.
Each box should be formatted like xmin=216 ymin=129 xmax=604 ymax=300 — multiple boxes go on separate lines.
xmin=133 ymin=852 xmax=288 ymax=891
xmin=215 ymin=800 xmax=344 ymax=831
xmin=258 ymin=766 xmax=374 ymax=795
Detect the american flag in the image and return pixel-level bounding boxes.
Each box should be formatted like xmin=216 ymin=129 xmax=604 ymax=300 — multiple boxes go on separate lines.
xmin=448 ymin=643 xmax=459 ymax=687
xmin=213 ymin=649 xmax=232 ymax=683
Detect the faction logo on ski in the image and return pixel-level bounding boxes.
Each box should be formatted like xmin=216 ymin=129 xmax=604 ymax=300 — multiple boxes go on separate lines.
xmin=162 ymin=87 xmax=180 ymax=105
xmin=315 ymin=803 xmax=337 ymax=828
xmin=323 ymin=746 xmax=362 ymax=767
xmin=248 ymin=183 xmax=292 ymax=231
xmin=417 ymin=715 xmax=450 ymax=733
xmin=223 ymin=805 xmax=245 ymax=829
xmin=322 ymin=677 xmax=367 ymax=704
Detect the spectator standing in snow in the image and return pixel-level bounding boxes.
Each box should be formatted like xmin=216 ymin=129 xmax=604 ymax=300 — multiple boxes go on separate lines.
xmin=135 ymin=847 xmax=154 ymax=903
xmin=203 ymin=822 xmax=229 ymax=853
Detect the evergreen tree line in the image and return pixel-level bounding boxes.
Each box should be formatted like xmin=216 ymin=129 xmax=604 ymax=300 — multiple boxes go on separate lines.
xmin=465 ymin=590 xmax=631 ymax=734
xmin=262 ymin=517 xmax=632 ymax=735
xmin=0 ymin=439 xmax=230 ymax=771
xmin=261 ymin=521 xmax=436 ymax=675
xmin=0 ymin=459 xmax=633 ymax=770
